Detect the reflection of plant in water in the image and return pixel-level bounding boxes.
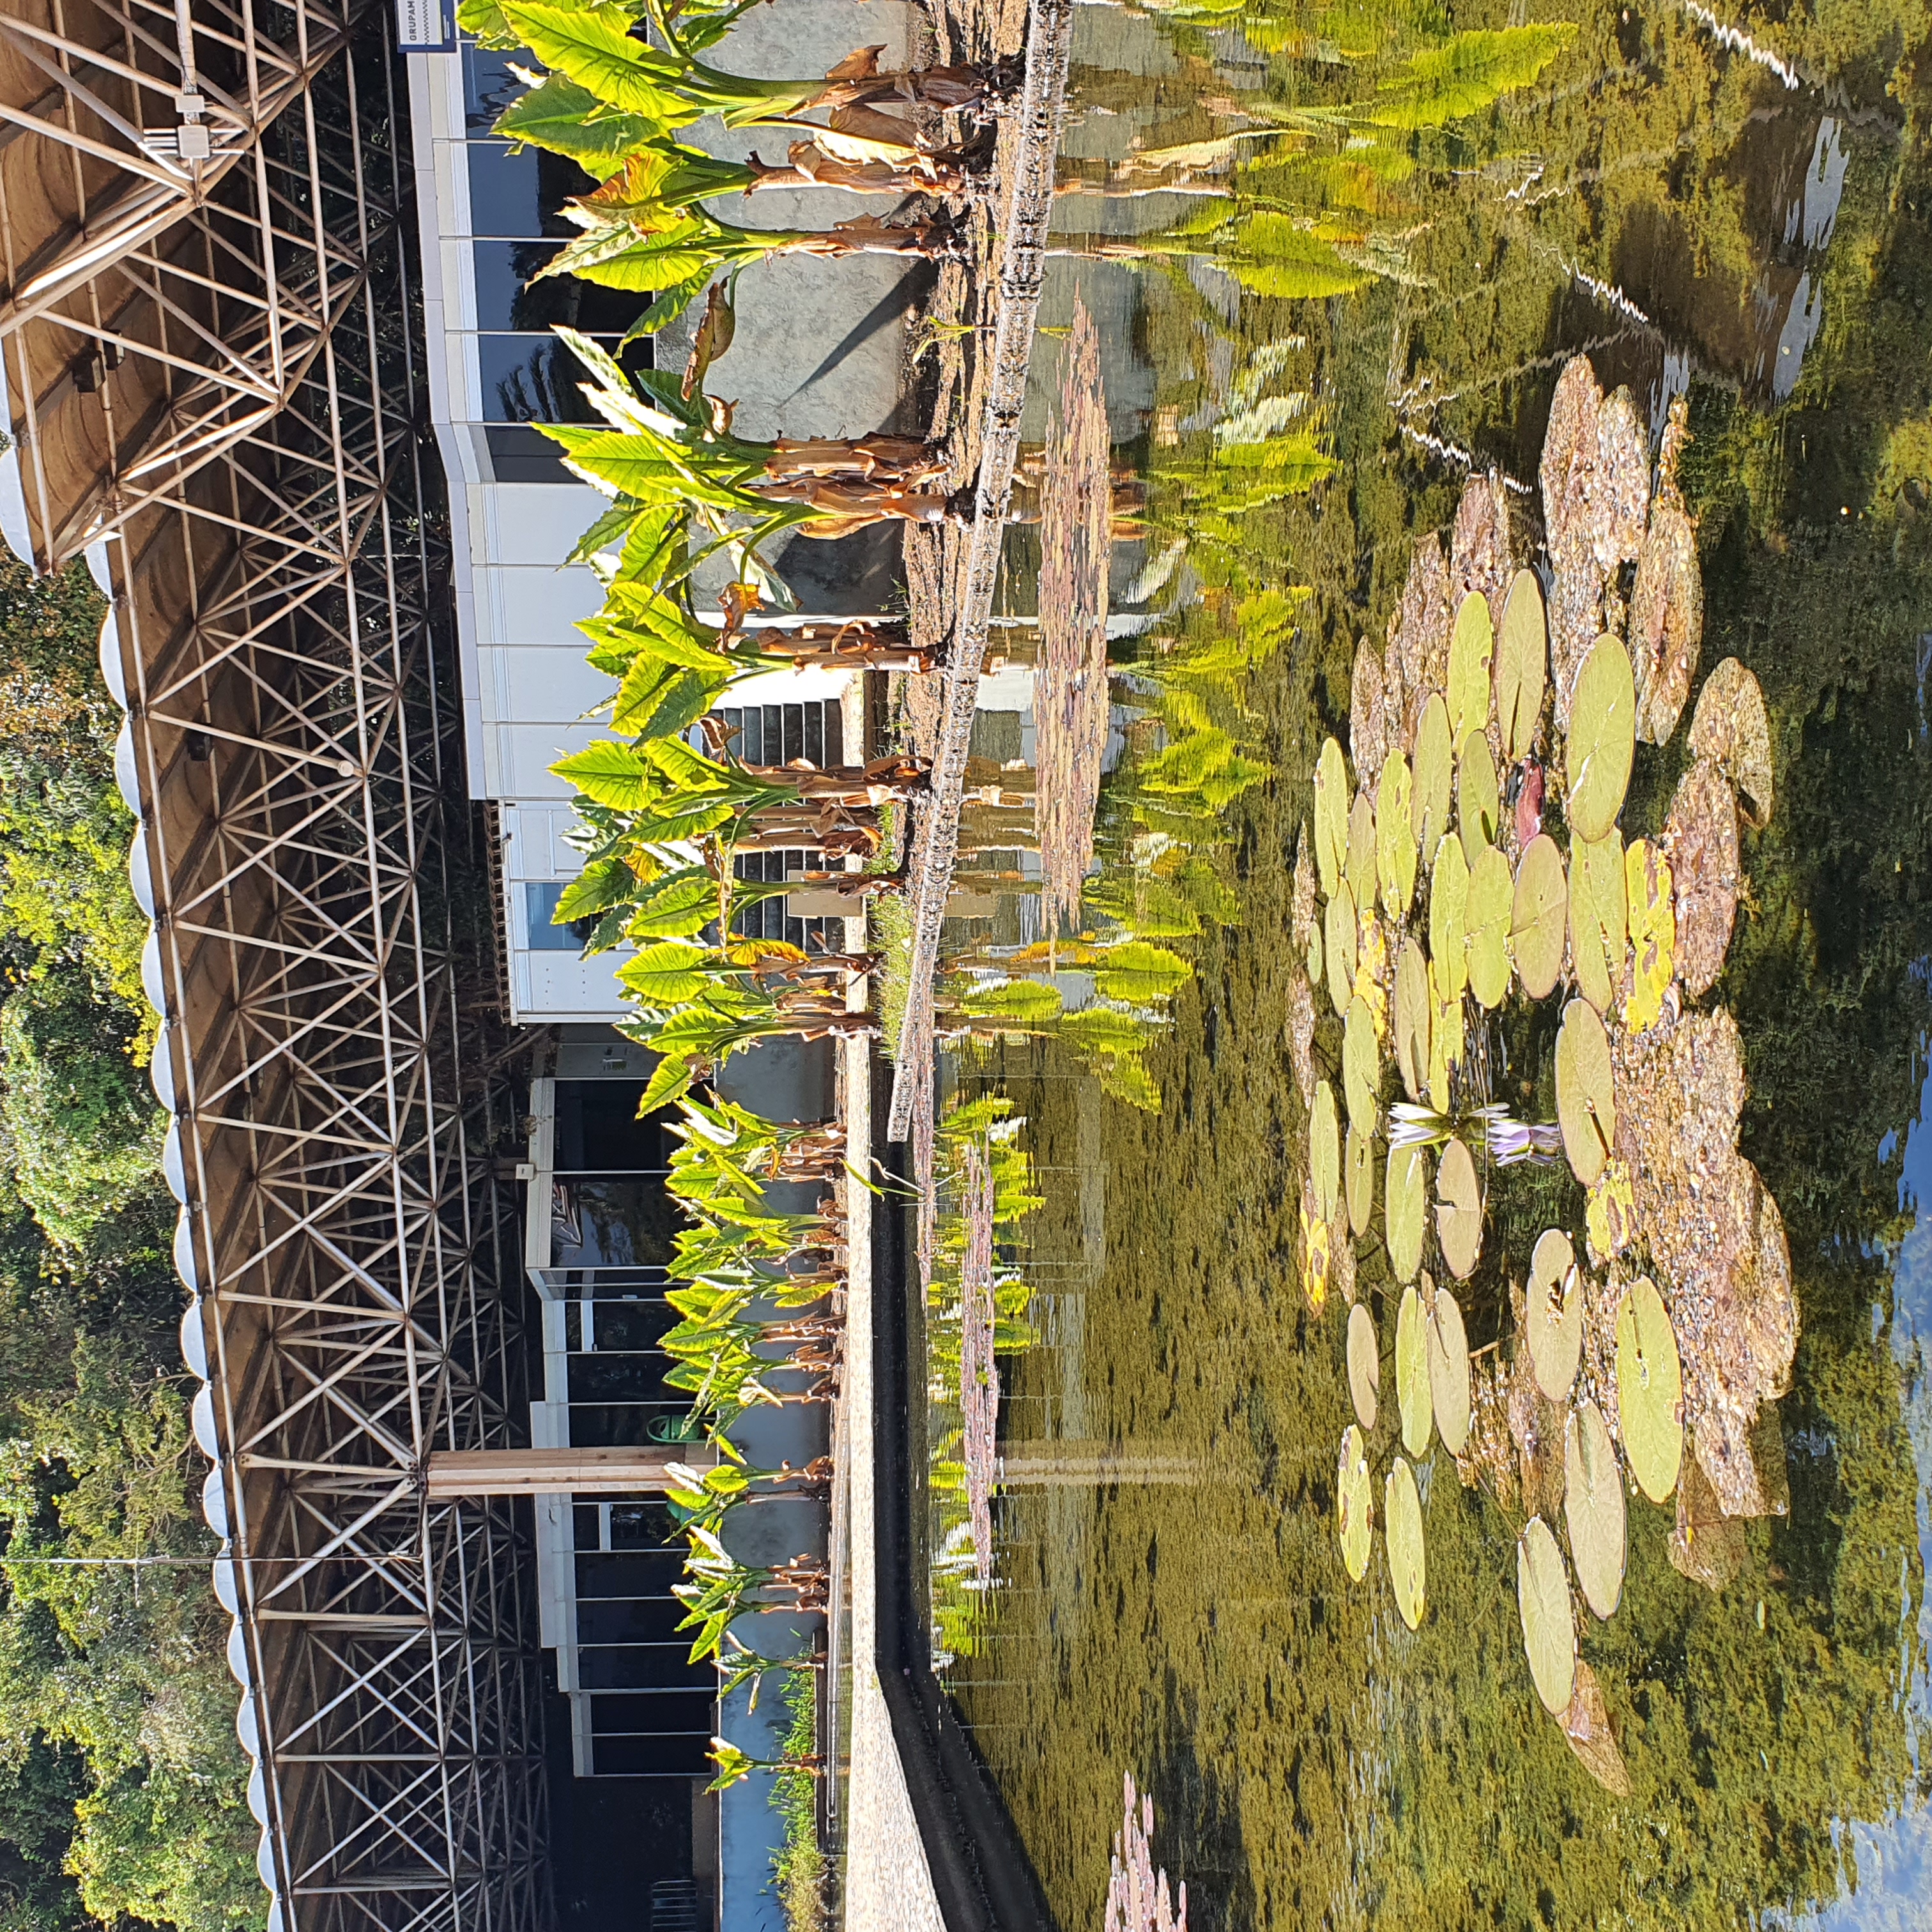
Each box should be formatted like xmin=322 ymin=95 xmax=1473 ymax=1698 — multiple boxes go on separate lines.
xmin=1297 ymin=354 xmax=1798 ymax=1791
xmin=926 ymin=1096 xmax=1041 ymax=1662
xmin=1104 ymin=1772 xmax=1188 ymax=1932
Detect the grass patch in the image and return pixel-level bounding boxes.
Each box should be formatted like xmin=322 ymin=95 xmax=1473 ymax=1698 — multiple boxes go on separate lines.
xmin=770 ymin=1668 xmax=826 ymax=1932
xmin=869 ymin=888 xmax=914 ymax=1060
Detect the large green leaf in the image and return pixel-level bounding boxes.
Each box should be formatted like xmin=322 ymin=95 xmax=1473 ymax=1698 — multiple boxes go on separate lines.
xmin=1369 ymin=25 xmax=1577 ymax=129
xmin=613 ymin=657 xmax=726 ymax=740
xmin=618 ymin=941 xmax=719 ymax=1011
xmin=493 ymin=74 xmax=660 ymax=177
xmin=625 ymin=874 xmax=719 ymax=940
xmin=502 ymin=3 xmax=696 ymax=119
xmin=551 ymin=739 xmax=652 ymax=809
xmin=553 ymin=857 xmax=639 ymax=924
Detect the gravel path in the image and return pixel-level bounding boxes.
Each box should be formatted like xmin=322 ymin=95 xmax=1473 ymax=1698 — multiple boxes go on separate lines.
xmin=836 ymin=1038 xmax=950 ymax=1932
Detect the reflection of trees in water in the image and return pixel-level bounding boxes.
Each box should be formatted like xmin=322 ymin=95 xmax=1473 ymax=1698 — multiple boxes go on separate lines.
xmin=938 ymin=4 xmax=1932 ymax=1926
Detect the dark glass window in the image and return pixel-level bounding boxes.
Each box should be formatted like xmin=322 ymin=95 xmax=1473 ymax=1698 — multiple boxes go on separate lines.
xmin=582 ymin=1298 xmax=677 ymax=1354
xmin=486 ymin=425 xmax=573 ymax=484
xmin=463 ymin=43 xmax=532 ymax=132
xmin=578 ymin=1596 xmax=685 ymax=1645
xmin=578 ymin=1644 xmax=702 ymax=1690
xmin=471 ymin=240 xmax=563 ymax=330
xmin=590 ymin=1690 xmax=714 ymax=1736
xmin=567 ymin=1351 xmax=680 ymax=1405
xmin=555 ymin=1082 xmax=668 ymax=1173
xmin=483 ymin=335 xmax=606 ymax=425
xmin=593 ymin=1734 xmax=710 ymax=1776
xmin=551 ymin=1179 xmax=677 ymax=1269
xmin=579 ymin=1551 xmax=684 ymax=1598
xmin=465 ymin=141 xmax=594 ymax=238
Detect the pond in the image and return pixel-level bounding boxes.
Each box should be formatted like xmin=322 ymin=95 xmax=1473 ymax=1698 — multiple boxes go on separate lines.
xmin=898 ymin=3 xmax=1932 ymax=1927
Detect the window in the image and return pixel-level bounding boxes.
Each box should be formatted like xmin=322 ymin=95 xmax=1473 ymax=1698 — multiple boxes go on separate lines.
xmin=525 ymin=880 xmax=586 ymax=949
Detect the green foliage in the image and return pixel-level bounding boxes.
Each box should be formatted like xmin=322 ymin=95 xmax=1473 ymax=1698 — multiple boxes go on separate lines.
xmin=769 ymin=1669 xmax=825 ymax=1931
xmin=0 ymin=557 xmax=253 ymax=1929
xmin=0 ymin=982 xmax=162 ymax=1253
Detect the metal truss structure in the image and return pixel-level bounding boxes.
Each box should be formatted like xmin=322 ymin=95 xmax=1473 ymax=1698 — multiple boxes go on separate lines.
xmin=0 ymin=8 xmax=554 ymax=1932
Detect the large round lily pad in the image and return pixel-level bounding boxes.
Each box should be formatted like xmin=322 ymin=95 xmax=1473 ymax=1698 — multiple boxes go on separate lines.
xmin=1412 ymin=693 xmax=1454 ymax=859
xmin=1458 ymin=731 xmax=1501 ymax=861
xmin=1393 ymin=940 xmax=1431 ymax=1103
xmin=1688 ymin=657 xmax=1774 ymax=830
xmin=1517 ymin=1516 xmax=1576 ymax=1716
xmin=1386 ymin=1142 xmax=1427 ymax=1283
xmin=1395 ymin=1281 xmax=1432 ymax=1457
xmin=1347 ymin=1301 xmax=1379 ymax=1430
xmin=1615 ymin=1275 xmax=1683 ymax=1503
xmin=1347 ymin=790 xmax=1378 ymax=910
xmin=1338 ymin=1425 xmax=1373 ymax=1581
xmin=1324 ymin=879 xmax=1358 ymax=1018
xmin=1428 ymin=839 xmax=1468 ymax=1007
xmin=1496 ymin=568 xmax=1547 ymax=761
xmin=1555 ymin=998 xmax=1616 ymax=1186
xmin=1346 ymin=1123 xmax=1375 ymax=1236
xmin=1427 ymin=956 xmax=1464 ymax=1114
xmin=1342 ymin=994 xmax=1379 ymax=1134
xmin=1426 ymin=1279 xmax=1471 ymax=1455
xmin=1448 ymin=592 xmax=1494 ymax=744
xmin=1310 ymin=1080 xmax=1341 ymax=1223
xmin=1569 ymin=829 xmax=1627 ymax=1016
xmin=1565 ymin=1399 xmax=1627 ymax=1620
xmin=1466 ymin=846 xmax=1514 ymax=1009
xmin=1377 ymin=753 xmax=1418 ymax=921
xmin=1434 ymin=1135 xmax=1482 ymax=1280
xmin=1512 ymin=834 xmax=1568 ymax=1001
xmin=1385 ymin=1456 xmax=1426 ymax=1631
xmin=1565 ymin=636 xmax=1637 ymax=843
xmin=1526 ymin=1228 xmax=1582 ymax=1401
xmin=1314 ymin=737 xmax=1349 ymax=900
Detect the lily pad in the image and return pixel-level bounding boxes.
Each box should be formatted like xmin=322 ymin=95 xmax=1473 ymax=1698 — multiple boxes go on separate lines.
xmin=1688 ymin=657 xmax=1774 ymax=829
xmin=1426 ymin=1278 xmax=1472 ymax=1455
xmin=1555 ymin=998 xmax=1616 ymax=1186
xmin=1631 ymin=498 xmax=1703 ymax=746
xmin=1377 ymin=753 xmax=1418 ymax=921
xmin=1624 ymin=838 xmax=1676 ymax=1032
xmin=1429 ymin=832 xmax=1469 ymax=1002
xmin=1412 ymin=693 xmax=1454 ymax=859
xmin=1458 ymin=730 xmax=1501 ymax=860
xmin=1496 ymin=569 xmax=1547 ymax=761
xmin=1615 ymin=1275 xmax=1683 ymax=1503
xmin=1568 ymin=829 xmax=1627 ymax=1016
xmin=1324 ymin=880 xmax=1358 ymax=1018
xmin=1386 ymin=1142 xmax=1427 ymax=1283
xmin=1512 ymin=834 xmax=1568 ymax=1001
xmin=1585 ymin=1157 xmax=1636 ymax=1265
xmin=1347 ymin=790 xmax=1379 ymax=910
xmin=1307 ymin=916 xmax=1324 ymax=991
xmin=1517 ymin=1515 xmax=1576 ymax=1717
xmin=1447 ymin=592 xmax=1495 ymax=745
xmin=1347 ymin=1301 xmax=1379 ymax=1430
xmin=1526 ymin=1228 xmax=1583 ymax=1401
xmin=1346 ymin=1123 xmax=1375 ymax=1237
xmin=1337 ymin=1425 xmax=1373 ymax=1582
xmin=1466 ymin=845 xmax=1514 ymax=1009
xmin=1353 ymin=906 xmax=1389 ymax=1037
xmin=1565 ymin=636 xmax=1637 ymax=844
xmin=1434 ymin=1135 xmax=1482 ymax=1280
xmin=1385 ymin=1456 xmax=1427 ymax=1631
xmin=1393 ymin=940 xmax=1431 ymax=1103
xmin=1427 ymin=958 xmax=1464 ymax=1114
xmin=1342 ymin=994 xmax=1379 ymax=1134
xmin=1666 ymin=758 xmax=1740 ymax=999
xmin=1564 ymin=1400 xmax=1626 ymax=1620
xmin=1311 ymin=1080 xmax=1342 ymax=1224
xmin=1300 ymin=1176 xmax=1331 ymax=1311
xmin=1314 ymin=737 xmax=1348 ymax=900
xmin=1562 ymin=1658 xmax=1632 ymax=1797
xmin=1395 ymin=1281 xmax=1432 ymax=1457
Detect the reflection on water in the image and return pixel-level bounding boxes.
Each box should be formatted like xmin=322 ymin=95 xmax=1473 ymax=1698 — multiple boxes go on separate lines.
xmin=901 ymin=3 xmax=1932 ymax=1926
